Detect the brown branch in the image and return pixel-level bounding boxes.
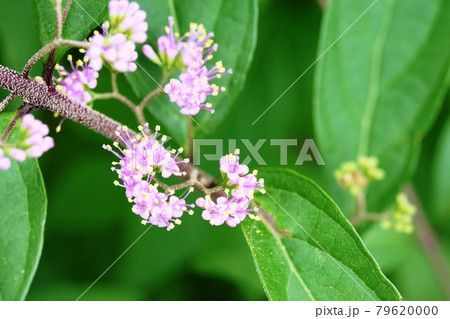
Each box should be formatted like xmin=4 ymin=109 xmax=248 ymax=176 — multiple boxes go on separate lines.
xmin=0 ymin=63 xmax=216 ymax=191
xmin=1 ymin=64 xmax=121 ymax=141
xmin=43 ymin=49 xmax=57 ymax=86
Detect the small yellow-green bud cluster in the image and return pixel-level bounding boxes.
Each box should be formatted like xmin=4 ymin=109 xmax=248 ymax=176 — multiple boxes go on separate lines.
xmin=334 ymin=156 xmax=385 ymax=196
xmin=380 ymin=193 xmax=416 ymax=234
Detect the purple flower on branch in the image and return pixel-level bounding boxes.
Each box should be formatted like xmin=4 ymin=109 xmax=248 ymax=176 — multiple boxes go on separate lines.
xmin=164 ymin=66 xmax=230 ymax=115
xmin=103 ymin=124 xmax=193 ymax=230
xmin=54 ymin=55 xmax=99 ymax=105
xmin=142 ymin=17 xmax=232 ymax=115
xmin=0 ymin=114 xmax=54 ymax=170
xmin=109 ymin=0 xmax=148 ymax=43
xmin=197 ymin=152 xmax=264 ymax=227
xmin=87 ymin=31 xmax=138 ymax=73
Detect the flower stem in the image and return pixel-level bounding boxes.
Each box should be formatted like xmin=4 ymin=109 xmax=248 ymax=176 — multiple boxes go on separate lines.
xmin=94 ymin=92 xmax=136 ymax=110
xmin=22 ymin=39 xmax=90 ymax=77
xmin=350 ymin=191 xmax=367 ymax=225
xmin=350 ymin=191 xmax=388 ymax=226
xmin=0 ymin=63 xmax=217 ymax=194
xmin=111 ymin=70 xmax=118 ymax=94
xmin=137 ymin=87 xmax=163 ymax=111
xmin=0 ymin=93 xmax=16 ymax=112
xmin=62 ymin=0 xmax=73 ymax=23
xmin=153 ymin=176 xmax=172 ymax=192
xmin=22 ymin=41 xmax=58 ymax=77
xmin=1 ymin=104 xmax=34 ymax=142
xmin=55 ymin=0 xmax=63 ymax=39
xmin=135 ymin=71 xmax=170 ymax=118
xmin=1 ymin=64 xmax=122 ymax=141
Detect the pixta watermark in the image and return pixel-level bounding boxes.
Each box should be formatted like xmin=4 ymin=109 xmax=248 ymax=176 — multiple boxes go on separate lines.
xmin=192 ymin=139 xmax=325 ymax=166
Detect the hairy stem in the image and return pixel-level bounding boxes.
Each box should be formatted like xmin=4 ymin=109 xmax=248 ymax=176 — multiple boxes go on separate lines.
xmin=43 ymin=49 xmax=57 ymax=86
xmin=111 ymin=71 xmax=118 ymax=94
xmin=58 ymin=39 xmax=90 ymax=49
xmin=1 ymin=104 xmax=34 ymax=142
xmin=350 ymin=191 xmax=367 ymax=225
xmin=93 ymin=71 xmax=147 ymax=124
xmin=405 ymin=184 xmax=450 ymax=299
xmin=133 ymin=87 xmax=162 ymax=126
xmin=55 ymin=0 xmax=63 ymax=39
xmin=0 ymin=63 xmax=216 ymax=192
xmin=137 ymin=87 xmax=163 ymax=111
xmin=22 ymin=39 xmax=89 ymax=77
xmin=153 ymin=176 xmax=171 ymax=192
xmin=62 ymin=0 xmax=73 ymax=23
xmin=0 ymin=93 xmax=16 ymax=112
xmin=94 ymin=92 xmax=137 ymax=110
xmin=1 ymin=64 xmax=123 ymax=141
xmin=132 ymin=72 xmax=170 ymax=126
xmin=136 ymin=71 xmax=169 ymax=111
xmin=350 ymin=191 xmax=388 ymax=226
xmin=23 ymin=42 xmax=57 ymax=77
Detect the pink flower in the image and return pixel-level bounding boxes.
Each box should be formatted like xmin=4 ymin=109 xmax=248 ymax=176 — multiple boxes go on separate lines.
xmin=157 ymin=16 xmax=182 ymax=63
xmin=196 ymin=195 xmax=258 ymax=227
xmin=164 ymin=65 xmax=231 ymax=115
xmin=9 ymin=149 xmax=26 ymax=162
xmin=104 ymin=124 xmax=194 ymax=230
xmin=142 ymin=17 xmax=232 ymax=115
xmin=21 ymin=114 xmax=54 ymax=158
xmin=219 ymin=153 xmax=249 ymax=185
xmin=231 ymin=174 xmax=264 ymax=200
xmin=0 ymin=149 xmax=11 ymax=170
xmin=87 ymin=31 xmax=138 ymax=73
xmin=180 ymin=22 xmax=216 ymax=69
xmin=54 ymin=55 xmax=99 ymax=104
xmin=85 ymin=1 xmax=147 ymax=73
xmin=197 ymin=152 xmax=264 ymax=227
xmin=109 ymin=0 xmax=148 ymax=43
xmin=0 ymin=114 xmax=54 ymax=171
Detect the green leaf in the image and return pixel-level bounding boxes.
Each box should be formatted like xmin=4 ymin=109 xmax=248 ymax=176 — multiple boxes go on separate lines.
xmin=314 ymin=0 xmax=450 ymax=212
xmin=242 ymin=168 xmax=400 ymax=300
xmin=0 ymin=112 xmax=47 ymax=300
xmin=125 ymin=0 xmax=258 ymax=145
xmin=32 ymin=0 xmax=109 ymax=59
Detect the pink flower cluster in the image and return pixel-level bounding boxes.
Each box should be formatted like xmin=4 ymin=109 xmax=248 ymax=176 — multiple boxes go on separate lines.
xmin=87 ymin=31 xmax=138 ymax=73
xmin=0 ymin=149 xmax=11 ymax=170
xmin=196 ymin=152 xmax=264 ymax=227
xmin=55 ymin=55 xmax=99 ymax=105
xmin=109 ymin=0 xmax=148 ymax=43
xmin=86 ymin=0 xmax=147 ymax=73
xmin=103 ymin=124 xmax=194 ymax=230
xmin=0 ymin=114 xmax=54 ymax=170
xmin=142 ymin=17 xmax=231 ymax=115
xmin=21 ymin=114 xmax=54 ymax=158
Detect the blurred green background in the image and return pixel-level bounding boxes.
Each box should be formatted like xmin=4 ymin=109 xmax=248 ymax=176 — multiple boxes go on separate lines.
xmin=0 ymin=0 xmax=449 ymax=300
